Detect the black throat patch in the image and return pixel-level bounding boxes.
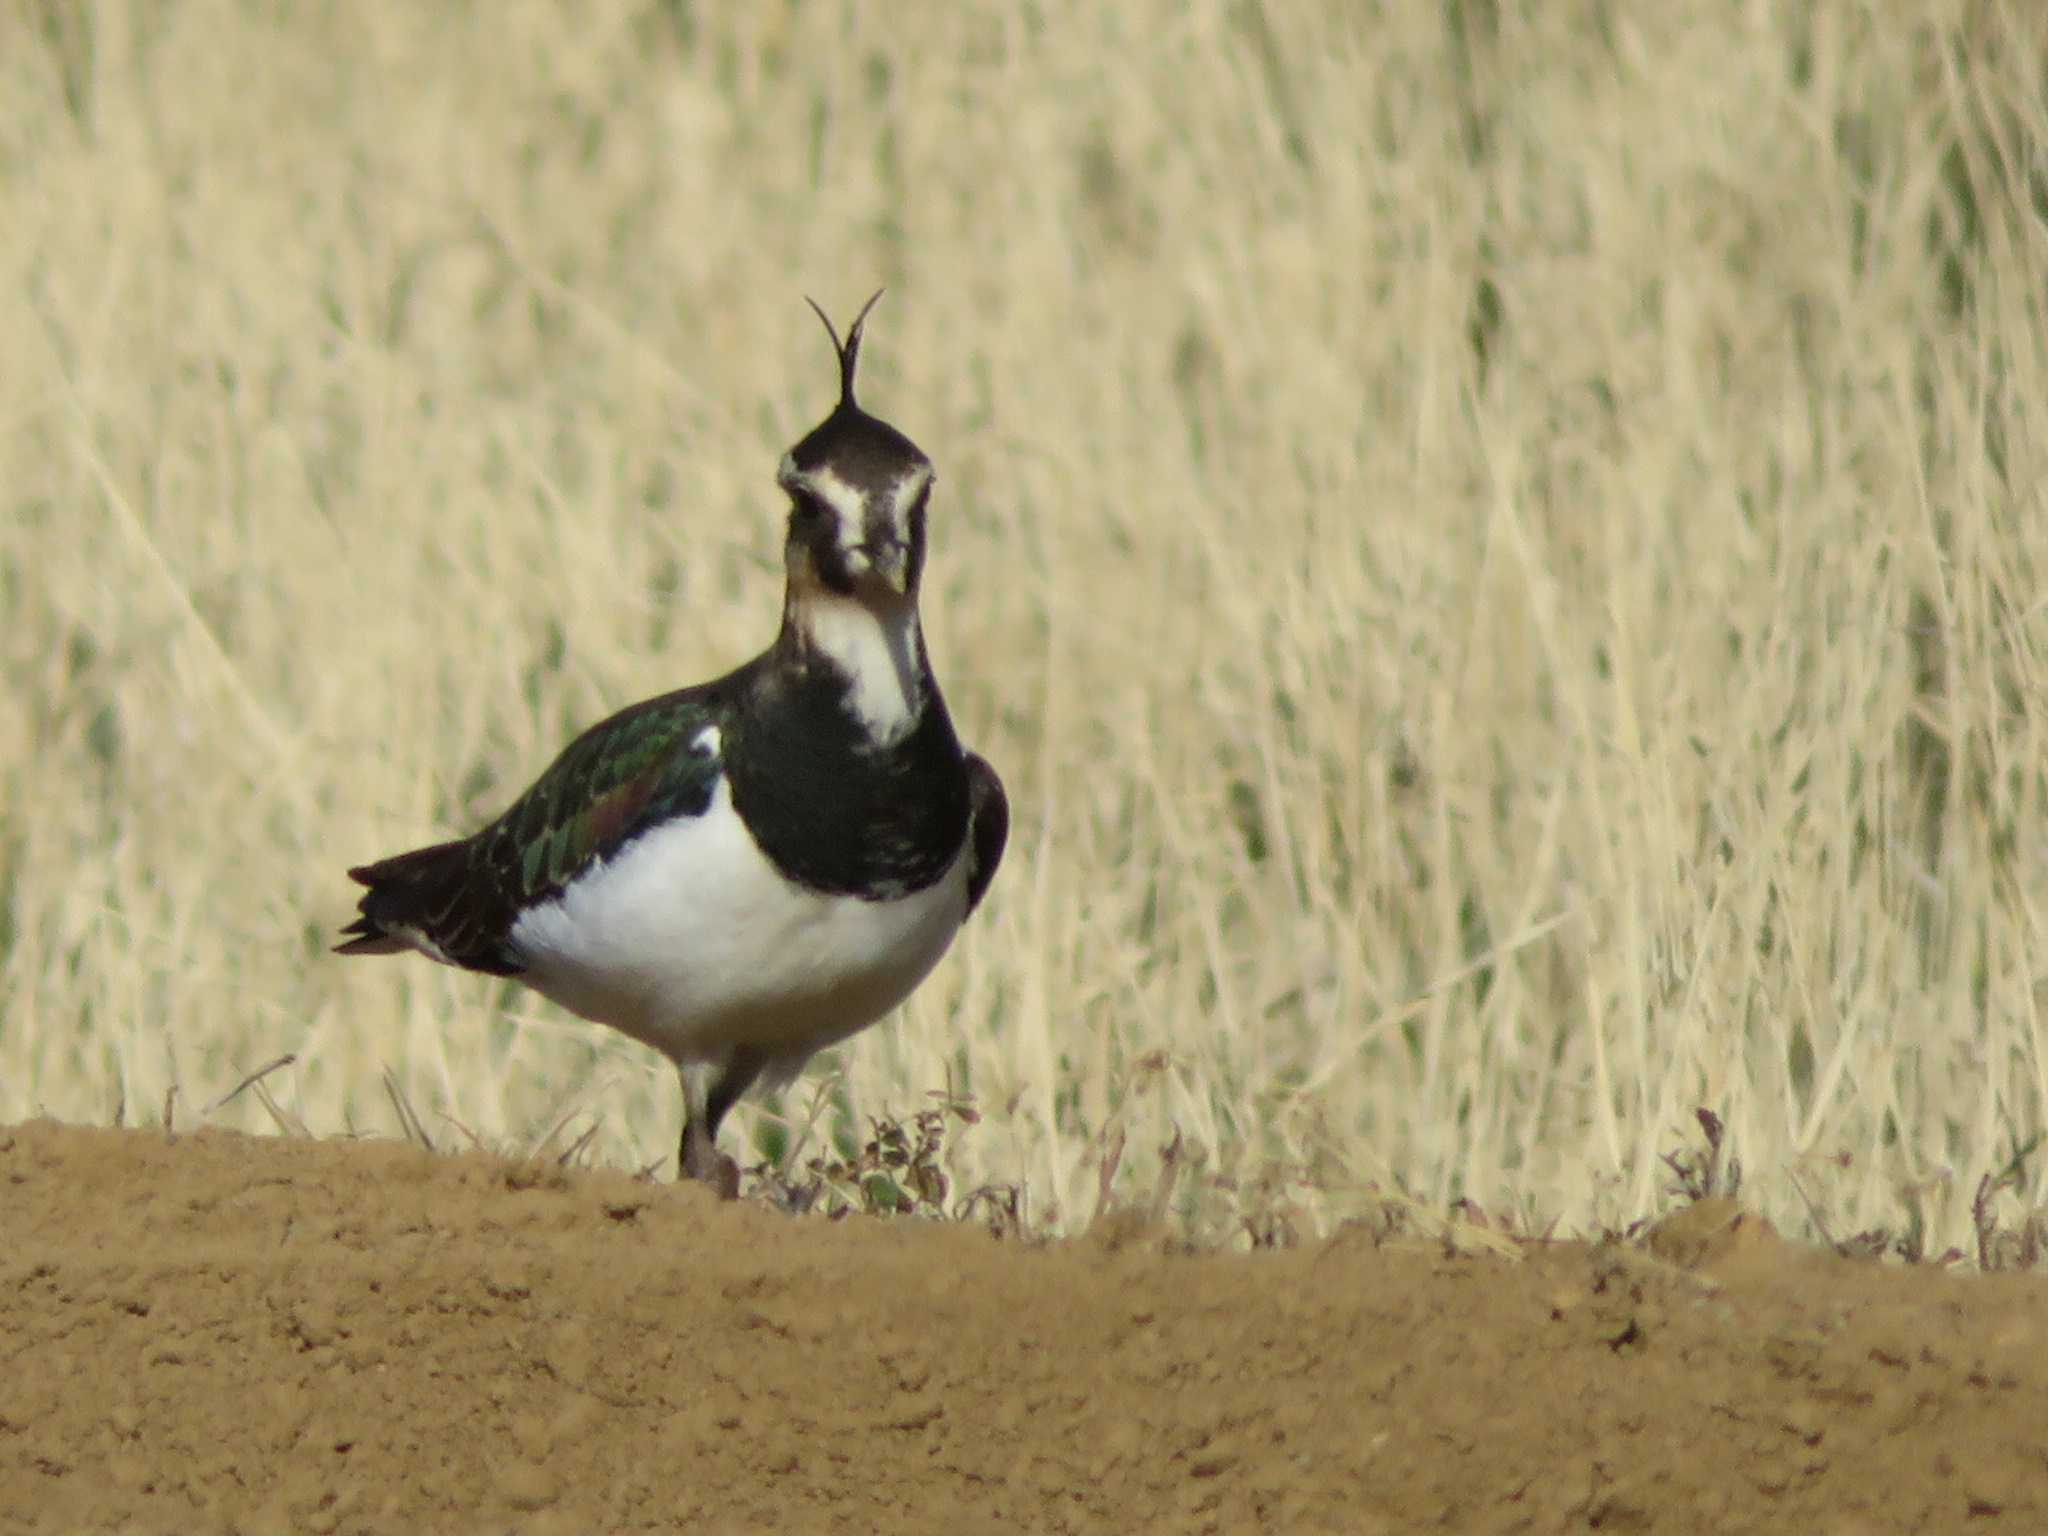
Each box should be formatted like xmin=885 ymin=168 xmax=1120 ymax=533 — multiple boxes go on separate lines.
xmin=725 ymin=655 xmax=971 ymax=899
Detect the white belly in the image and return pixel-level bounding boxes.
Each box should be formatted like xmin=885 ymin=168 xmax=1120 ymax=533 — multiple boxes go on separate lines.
xmin=506 ymin=778 xmax=969 ymax=1071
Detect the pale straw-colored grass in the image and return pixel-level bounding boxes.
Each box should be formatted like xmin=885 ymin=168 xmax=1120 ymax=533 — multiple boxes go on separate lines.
xmin=3 ymin=1 xmax=2044 ymax=1252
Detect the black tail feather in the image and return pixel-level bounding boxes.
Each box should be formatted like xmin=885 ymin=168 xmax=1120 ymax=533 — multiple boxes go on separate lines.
xmin=333 ymin=914 xmax=399 ymax=955
xmin=334 ymin=836 xmax=522 ymax=975
xmin=345 ymin=836 xmax=472 ymax=890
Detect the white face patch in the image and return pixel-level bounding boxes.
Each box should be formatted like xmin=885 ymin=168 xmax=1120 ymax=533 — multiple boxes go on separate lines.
xmin=889 ymin=464 xmax=933 ymax=523
xmin=780 ymin=458 xmax=930 ymax=585
xmin=787 ymin=463 xmax=868 ymax=535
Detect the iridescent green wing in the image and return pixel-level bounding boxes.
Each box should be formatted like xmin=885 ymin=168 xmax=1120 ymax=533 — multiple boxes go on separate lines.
xmin=475 ymin=685 xmax=729 ymax=909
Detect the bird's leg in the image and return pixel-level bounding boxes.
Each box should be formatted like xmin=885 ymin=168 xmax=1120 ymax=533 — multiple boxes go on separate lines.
xmin=680 ymin=1114 xmax=740 ymax=1200
xmin=676 ymin=1050 xmax=768 ymax=1200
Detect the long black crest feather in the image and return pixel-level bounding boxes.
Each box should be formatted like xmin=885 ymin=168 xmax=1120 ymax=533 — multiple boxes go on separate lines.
xmin=803 ymin=290 xmax=885 ymax=410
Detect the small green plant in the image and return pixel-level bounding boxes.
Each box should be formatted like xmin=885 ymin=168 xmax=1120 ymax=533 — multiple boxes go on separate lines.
xmin=741 ymin=1094 xmax=1027 ymax=1233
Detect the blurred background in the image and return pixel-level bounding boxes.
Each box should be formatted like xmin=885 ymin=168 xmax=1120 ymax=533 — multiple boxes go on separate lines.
xmin=4 ymin=0 xmax=2044 ymax=1251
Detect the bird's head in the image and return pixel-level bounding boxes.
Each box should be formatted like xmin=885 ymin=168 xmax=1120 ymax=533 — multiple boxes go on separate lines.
xmin=776 ymin=293 xmax=934 ymax=607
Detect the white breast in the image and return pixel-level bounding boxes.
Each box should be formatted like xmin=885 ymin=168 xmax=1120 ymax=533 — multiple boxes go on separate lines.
xmin=506 ymin=776 xmax=970 ymax=1072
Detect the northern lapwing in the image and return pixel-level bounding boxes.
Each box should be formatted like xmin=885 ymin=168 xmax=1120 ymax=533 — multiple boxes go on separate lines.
xmin=338 ymin=294 xmax=1007 ymax=1196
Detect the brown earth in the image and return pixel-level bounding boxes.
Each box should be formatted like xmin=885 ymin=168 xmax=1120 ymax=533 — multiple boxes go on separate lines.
xmin=3 ymin=1121 xmax=2045 ymax=1534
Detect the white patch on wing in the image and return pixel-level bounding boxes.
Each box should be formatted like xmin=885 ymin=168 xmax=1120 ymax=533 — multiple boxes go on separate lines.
xmin=507 ymin=779 xmax=971 ymax=1072
xmin=796 ymin=594 xmax=925 ymax=744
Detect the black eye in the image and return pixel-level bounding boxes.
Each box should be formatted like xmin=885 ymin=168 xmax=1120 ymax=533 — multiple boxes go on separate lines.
xmin=791 ymin=492 xmax=826 ymax=524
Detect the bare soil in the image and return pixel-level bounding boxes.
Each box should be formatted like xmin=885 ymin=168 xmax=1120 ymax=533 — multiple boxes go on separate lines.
xmin=3 ymin=1120 xmax=2044 ymax=1534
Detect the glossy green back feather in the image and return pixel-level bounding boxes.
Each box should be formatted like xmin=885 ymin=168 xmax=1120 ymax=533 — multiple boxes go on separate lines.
xmin=479 ymin=687 xmax=729 ymax=905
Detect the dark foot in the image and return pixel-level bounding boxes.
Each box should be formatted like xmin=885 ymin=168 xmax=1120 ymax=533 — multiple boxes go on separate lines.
xmin=680 ymin=1119 xmax=742 ymax=1201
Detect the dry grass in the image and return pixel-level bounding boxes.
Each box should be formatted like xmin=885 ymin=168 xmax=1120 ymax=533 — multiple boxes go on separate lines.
xmin=3 ymin=0 xmax=2045 ymax=1256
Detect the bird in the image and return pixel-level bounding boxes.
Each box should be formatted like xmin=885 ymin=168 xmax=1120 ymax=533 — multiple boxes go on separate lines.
xmin=337 ymin=293 xmax=1007 ymax=1197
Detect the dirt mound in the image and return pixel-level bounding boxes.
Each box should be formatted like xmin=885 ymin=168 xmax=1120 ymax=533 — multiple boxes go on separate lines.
xmin=3 ymin=1121 xmax=2043 ymax=1533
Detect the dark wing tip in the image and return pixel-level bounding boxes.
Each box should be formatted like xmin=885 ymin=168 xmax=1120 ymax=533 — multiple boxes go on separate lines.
xmin=334 ymin=912 xmax=397 ymax=955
